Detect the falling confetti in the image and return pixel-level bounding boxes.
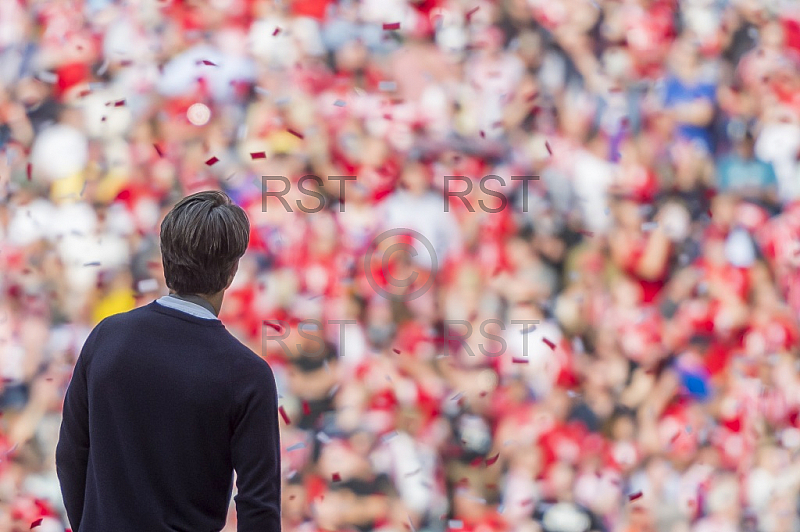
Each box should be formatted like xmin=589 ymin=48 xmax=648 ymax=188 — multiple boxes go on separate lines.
xmin=30 ymin=519 xmax=43 ymax=529
xmin=520 ymin=324 xmax=537 ymax=334
xmin=263 ymin=321 xmax=283 ymax=332
xmin=392 ymin=348 xmax=401 ymax=354
xmin=205 ymin=156 xmax=219 ymax=166
xmin=273 ymin=27 xmax=281 ymax=36
xmin=545 ymin=141 xmax=552 ymax=155
xmin=334 ymin=99 xmax=347 ymax=107
xmin=286 ymin=442 xmax=306 ymax=452
xmin=36 ymin=71 xmax=58 ymax=84
xmin=465 ymin=6 xmax=480 ymax=21
xmin=197 ymin=60 xmax=217 ymax=66
xmin=382 ymin=431 xmax=399 ymax=443
xmin=379 ymin=81 xmax=397 ymax=92
xmin=469 ymin=456 xmax=483 ymax=467
xmin=383 ymin=22 xmax=401 ymax=30
xmin=250 ymin=151 xmax=267 ymax=160
xmin=404 ymin=467 xmax=421 ymax=477
xmin=287 ymin=128 xmax=304 ymax=139
xmin=486 ymin=453 xmax=500 ymax=466
xmin=480 ymin=130 xmax=485 ymax=138
xmin=542 ymin=338 xmax=556 ymax=350
xmin=332 ymin=472 xmax=341 ymax=482
xmin=154 ymin=144 xmax=164 ymax=157
xmin=26 ymin=163 xmax=32 ymax=180
xmin=83 ymin=261 xmax=101 ymax=267
xmin=641 ymin=222 xmax=658 ymax=231
xmin=302 ymin=401 xmax=311 ymax=416
xmin=449 ymin=520 xmax=463 ymax=529
xmin=512 ymin=357 xmax=529 ymax=364
xmin=451 ymin=392 xmax=464 ymax=401
xmin=278 ymin=406 xmax=291 ymax=425
xmin=629 ymin=492 xmax=643 ymax=501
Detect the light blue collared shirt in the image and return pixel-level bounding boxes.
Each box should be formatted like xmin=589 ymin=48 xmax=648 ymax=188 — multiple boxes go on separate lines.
xmin=155 ymin=295 xmax=218 ymax=320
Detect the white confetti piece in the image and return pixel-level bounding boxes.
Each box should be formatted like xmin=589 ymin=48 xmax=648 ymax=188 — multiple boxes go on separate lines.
xmin=36 ymin=71 xmax=58 ymax=84
xmin=641 ymin=221 xmax=658 ymax=231
xmin=286 ymin=442 xmax=306 ymax=452
xmin=334 ymin=99 xmax=346 ymax=107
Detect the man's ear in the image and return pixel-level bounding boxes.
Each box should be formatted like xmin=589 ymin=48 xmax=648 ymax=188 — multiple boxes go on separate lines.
xmin=225 ymin=262 xmax=239 ymax=290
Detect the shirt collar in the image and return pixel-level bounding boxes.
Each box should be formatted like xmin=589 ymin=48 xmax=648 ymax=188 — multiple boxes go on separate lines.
xmin=155 ymin=294 xmax=218 ymax=320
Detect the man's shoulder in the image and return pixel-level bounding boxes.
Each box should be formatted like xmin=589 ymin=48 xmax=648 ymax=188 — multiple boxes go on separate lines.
xmin=224 ymin=336 xmax=275 ymax=378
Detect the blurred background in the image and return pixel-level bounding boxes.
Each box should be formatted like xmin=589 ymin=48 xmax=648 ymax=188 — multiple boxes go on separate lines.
xmin=2 ymin=0 xmax=800 ymax=530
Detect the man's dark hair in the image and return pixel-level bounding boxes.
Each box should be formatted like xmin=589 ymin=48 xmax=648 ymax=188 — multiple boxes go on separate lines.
xmin=160 ymin=191 xmax=250 ymax=295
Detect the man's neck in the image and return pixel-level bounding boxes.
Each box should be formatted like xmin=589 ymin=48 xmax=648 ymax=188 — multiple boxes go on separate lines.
xmin=169 ymin=292 xmax=222 ymax=317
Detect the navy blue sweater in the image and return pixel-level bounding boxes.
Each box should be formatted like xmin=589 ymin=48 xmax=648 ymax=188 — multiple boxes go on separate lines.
xmin=56 ymin=301 xmax=281 ymax=531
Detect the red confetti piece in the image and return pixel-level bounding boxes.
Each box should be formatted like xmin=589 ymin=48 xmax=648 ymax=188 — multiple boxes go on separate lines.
xmin=580 ymin=230 xmax=595 ymax=237
xmin=491 ymin=120 xmax=502 ymax=128
xmin=486 ymin=453 xmax=500 ymax=466
xmin=392 ymin=348 xmax=401 ymax=354
xmin=526 ymin=91 xmax=539 ymax=102
xmin=205 ymin=156 xmax=219 ymax=166
xmin=543 ymin=338 xmax=556 ymax=350
xmin=279 ymin=406 xmax=291 ymax=425
xmin=273 ymin=27 xmax=281 ymax=36
xmin=383 ymin=22 xmax=401 ymax=30
xmin=250 ymin=151 xmax=267 ymax=160
xmin=26 ymin=163 xmax=32 ymax=181
xmin=465 ymin=6 xmax=480 ymax=21
xmin=512 ymin=357 xmax=529 ymax=364
xmin=521 ymin=498 xmax=534 ymax=506
xmin=545 ymin=141 xmax=552 ymax=155
xmin=628 ymin=491 xmax=643 ymax=501
xmin=287 ymin=128 xmax=304 ymax=139
xmin=30 ymin=519 xmax=43 ymax=529
xmin=302 ymin=401 xmax=311 ymax=416
xmin=154 ymin=144 xmax=164 ymax=157
xmin=289 ymin=495 xmax=296 ymax=500
xmin=479 ymin=130 xmax=485 ymax=138
xmin=332 ymin=472 xmax=341 ymax=482
xmin=470 ymin=456 xmax=483 ymax=467
xmin=610 ymin=86 xmax=623 ymax=93
xmin=78 ymin=89 xmax=91 ymax=98
xmin=198 ymin=60 xmax=217 ymax=66
xmin=101 ymin=116 xmax=107 ymax=122
xmin=263 ymin=321 xmax=282 ymax=332
xmin=119 ymin=60 xmax=133 ymax=67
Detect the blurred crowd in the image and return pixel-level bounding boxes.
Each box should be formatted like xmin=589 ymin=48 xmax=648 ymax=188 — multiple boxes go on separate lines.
xmin=2 ymin=0 xmax=800 ymax=530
